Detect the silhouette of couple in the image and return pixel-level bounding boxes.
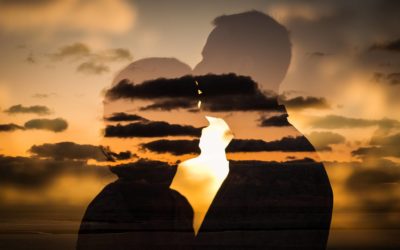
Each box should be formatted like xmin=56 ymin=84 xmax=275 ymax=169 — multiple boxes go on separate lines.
xmin=77 ymin=11 xmax=333 ymax=249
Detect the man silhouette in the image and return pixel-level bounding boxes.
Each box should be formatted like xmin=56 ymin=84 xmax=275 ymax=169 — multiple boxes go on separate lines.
xmin=77 ymin=11 xmax=333 ymax=250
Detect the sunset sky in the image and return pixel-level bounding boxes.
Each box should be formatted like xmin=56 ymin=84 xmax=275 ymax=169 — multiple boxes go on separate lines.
xmin=1 ymin=1 xmax=400 ymax=249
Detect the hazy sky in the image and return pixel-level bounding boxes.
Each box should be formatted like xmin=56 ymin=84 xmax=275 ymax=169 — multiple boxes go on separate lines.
xmin=0 ymin=1 xmax=400 ymax=249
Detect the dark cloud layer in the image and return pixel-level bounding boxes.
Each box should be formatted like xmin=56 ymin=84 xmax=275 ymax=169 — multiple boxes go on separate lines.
xmin=142 ymin=139 xmax=200 ymax=155
xmin=29 ymin=141 xmax=134 ymax=162
xmin=140 ymin=98 xmax=197 ymax=111
xmin=0 ymin=155 xmax=110 ymax=189
xmin=24 ymin=118 xmax=68 ymax=132
xmin=280 ymin=96 xmax=330 ymax=110
xmin=104 ymin=112 xmax=147 ymax=122
xmin=259 ymin=114 xmax=291 ymax=127
xmin=106 ymin=73 xmax=330 ymax=112
xmin=0 ymin=123 xmax=24 ymax=132
xmin=4 ymin=104 xmax=51 ymax=115
xmin=30 ymin=142 xmax=105 ymax=161
xmin=105 ymin=121 xmax=201 ymax=138
xmin=369 ymin=38 xmax=400 ymax=52
xmin=106 ymin=74 xmax=259 ymax=99
xmin=109 ymin=158 xmax=320 ymax=184
xmin=141 ymin=136 xmax=315 ymax=155
xmin=106 ymin=74 xmax=285 ymax=112
xmin=228 ymin=136 xmax=315 ymax=153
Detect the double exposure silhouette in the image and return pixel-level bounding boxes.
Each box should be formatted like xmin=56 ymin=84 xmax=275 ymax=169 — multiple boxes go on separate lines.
xmin=77 ymin=11 xmax=333 ymax=249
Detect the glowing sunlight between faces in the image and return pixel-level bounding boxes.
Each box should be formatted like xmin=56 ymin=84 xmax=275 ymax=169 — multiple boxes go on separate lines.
xmin=170 ymin=116 xmax=234 ymax=235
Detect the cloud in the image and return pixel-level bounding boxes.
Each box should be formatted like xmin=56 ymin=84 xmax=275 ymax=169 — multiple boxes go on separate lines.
xmin=228 ymin=136 xmax=315 ymax=153
xmin=280 ymin=95 xmax=330 ymax=110
xmin=141 ymin=136 xmax=315 ymax=155
xmin=259 ymin=114 xmax=291 ymax=127
xmin=30 ymin=142 xmax=104 ymax=161
xmin=109 ymin=159 xmax=175 ymax=180
xmin=50 ymin=43 xmax=132 ymax=62
xmin=140 ymin=98 xmax=197 ymax=111
xmin=342 ymin=158 xmax=400 ymax=225
xmin=106 ymin=74 xmax=260 ymax=99
xmin=104 ymin=121 xmax=201 ymax=138
xmin=77 ymin=61 xmax=109 ymax=75
xmin=101 ymin=146 xmax=134 ymax=162
xmin=0 ymin=123 xmax=24 ymax=132
xmin=309 ymin=115 xmax=400 ymax=129
xmin=345 ymin=161 xmax=400 ymax=193
xmin=24 ymin=118 xmax=68 ymax=132
xmin=141 ymin=139 xmax=200 ymax=155
xmin=109 ymin=157 xmax=319 ymax=182
xmin=49 ymin=42 xmax=132 ymax=74
xmin=0 ymin=155 xmax=109 ymax=189
xmin=0 ymin=0 xmax=136 ymax=34
xmin=0 ymin=118 xmax=68 ymax=133
xmin=28 ymin=141 xmax=134 ymax=162
xmin=369 ymin=39 xmax=400 ymax=52
xmin=352 ymin=133 xmax=400 ymax=158
xmin=32 ymin=93 xmax=57 ymax=99
xmin=106 ymin=74 xmax=285 ymax=112
xmin=306 ymin=131 xmax=345 ymax=151
xmin=50 ymin=43 xmax=90 ymax=61
xmin=98 ymin=48 xmax=133 ymax=62
xmin=104 ymin=112 xmax=147 ymax=122
xmin=4 ymin=104 xmax=51 ymax=115
xmin=373 ymin=72 xmax=400 ymax=85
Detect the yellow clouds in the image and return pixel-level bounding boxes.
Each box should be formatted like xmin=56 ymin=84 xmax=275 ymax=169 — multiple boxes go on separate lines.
xmin=0 ymin=0 xmax=136 ymax=34
xmin=267 ymin=2 xmax=333 ymax=24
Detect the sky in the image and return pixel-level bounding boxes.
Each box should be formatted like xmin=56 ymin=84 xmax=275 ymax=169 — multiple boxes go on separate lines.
xmin=0 ymin=0 xmax=400 ymax=249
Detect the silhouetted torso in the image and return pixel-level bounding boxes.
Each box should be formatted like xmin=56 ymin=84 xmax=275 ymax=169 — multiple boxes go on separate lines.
xmin=76 ymin=164 xmax=195 ymax=250
xmin=196 ymin=159 xmax=332 ymax=249
xmin=77 ymin=136 xmax=332 ymax=250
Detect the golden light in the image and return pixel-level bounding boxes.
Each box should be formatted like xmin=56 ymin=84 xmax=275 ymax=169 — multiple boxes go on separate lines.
xmin=170 ymin=116 xmax=234 ymax=235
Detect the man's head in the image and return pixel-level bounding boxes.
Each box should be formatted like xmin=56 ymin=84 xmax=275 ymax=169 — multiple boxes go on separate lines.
xmin=194 ymin=11 xmax=291 ymax=93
